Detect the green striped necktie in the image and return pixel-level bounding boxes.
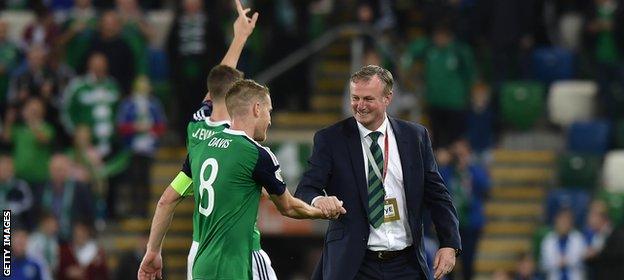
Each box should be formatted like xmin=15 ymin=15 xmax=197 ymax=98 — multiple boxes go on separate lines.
xmin=367 ymin=131 xmax=385 ymax=228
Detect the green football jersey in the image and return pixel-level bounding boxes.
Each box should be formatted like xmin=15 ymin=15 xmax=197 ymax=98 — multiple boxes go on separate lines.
xmin=173 ymin=112 xmax=262 ymax=251
xmin=186 ymin=125 xmax=286 ymax=280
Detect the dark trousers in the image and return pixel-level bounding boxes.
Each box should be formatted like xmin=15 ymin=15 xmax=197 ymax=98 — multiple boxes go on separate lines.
xmin=355 ymin=249 xmax=424 ymax=280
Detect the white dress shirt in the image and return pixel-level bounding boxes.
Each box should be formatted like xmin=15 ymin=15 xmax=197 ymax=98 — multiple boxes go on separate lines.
xmin=357 ymin=116 xmax=413 ymax=251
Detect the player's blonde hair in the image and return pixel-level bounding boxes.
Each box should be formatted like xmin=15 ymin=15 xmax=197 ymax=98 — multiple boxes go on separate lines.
xmin=225 ymin=79 xmax=270 ymax=117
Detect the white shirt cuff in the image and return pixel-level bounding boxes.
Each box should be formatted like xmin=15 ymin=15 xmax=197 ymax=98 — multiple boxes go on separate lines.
xmin=311 ymin=196 xmax=325 ymax=207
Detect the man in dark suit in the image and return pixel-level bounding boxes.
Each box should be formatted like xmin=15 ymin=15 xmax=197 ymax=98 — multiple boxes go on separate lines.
xmin=295 ymin=65 xmax=461 ymax=280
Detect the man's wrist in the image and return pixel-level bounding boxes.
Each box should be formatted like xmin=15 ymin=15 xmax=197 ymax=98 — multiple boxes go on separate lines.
xmin=233 ymin=34 xmax=249 ymax=43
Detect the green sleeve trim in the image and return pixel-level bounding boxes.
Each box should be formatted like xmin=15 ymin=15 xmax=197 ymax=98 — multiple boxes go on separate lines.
xmin=171 ymin=172 xmax=193 ymax=196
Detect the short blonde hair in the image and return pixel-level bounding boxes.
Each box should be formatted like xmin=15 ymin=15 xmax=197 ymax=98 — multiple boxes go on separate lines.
xmin=225 ymin=79 xmax=270 ymax=117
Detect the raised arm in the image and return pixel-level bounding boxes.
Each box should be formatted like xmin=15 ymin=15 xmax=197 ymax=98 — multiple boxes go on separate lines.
xmin=220 ymin=0 xmax=259 ymax=68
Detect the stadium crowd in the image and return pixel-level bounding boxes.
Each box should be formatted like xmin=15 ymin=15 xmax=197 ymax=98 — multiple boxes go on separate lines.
xmin=1 ymin=0 xmax=623 ymax=279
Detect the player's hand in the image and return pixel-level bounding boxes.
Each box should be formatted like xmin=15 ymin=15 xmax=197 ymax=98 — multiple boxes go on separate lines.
xmin=138 ymin=250 xmax=163 ymax=280
xmin=313 ymin=196 xmax=346 ymax=219
xmin=433 ymin=247 xmax=456 ymax=279
xmin=233 ymin=0 xmax=259 ymax=39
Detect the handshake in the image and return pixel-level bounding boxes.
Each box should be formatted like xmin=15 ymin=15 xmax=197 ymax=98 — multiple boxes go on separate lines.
xmin=313 ymin=196 xmax=347 ymax=220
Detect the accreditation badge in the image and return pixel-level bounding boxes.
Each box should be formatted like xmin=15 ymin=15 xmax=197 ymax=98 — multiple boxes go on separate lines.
xmin=383 ymin=198 xmax=400 ymax=222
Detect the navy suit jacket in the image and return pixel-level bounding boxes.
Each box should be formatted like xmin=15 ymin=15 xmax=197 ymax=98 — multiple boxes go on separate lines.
xmin=295 ymin=117 xmax=461 ymax=280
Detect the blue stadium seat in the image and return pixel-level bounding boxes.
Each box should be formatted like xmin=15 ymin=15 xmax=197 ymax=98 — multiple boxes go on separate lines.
xmin=148 ymin=48 xmax=169 ymax=81
xmin=567 ymin=120 xmax=611 ymax=154
xmin=545 ymin=188 xmax=591 ymax=226
xmin=532 ymin=47 xmax=575 ymax=85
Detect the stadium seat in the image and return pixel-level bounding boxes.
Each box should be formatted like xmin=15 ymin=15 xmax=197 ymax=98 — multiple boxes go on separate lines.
xmin=545 ymin=188 xmax=591 ymax=226
xmin=603 ymin=150 xmax=624 ymax=193
xmin=597 ymin=191 xmax=624 ymax=226
xmin=548 ymin=80 xmax=597 ymax=127
xmin=615 ymin=119 xmax=624 ymax=148
xmin=532 ymin=47 xmax=575 ymax=85
xmin=558 ymin=153 xmax=602 ymax=190
xmin=499 ymin=81 xmax=545 ymax=130
xmin=567 ymin=120 xmax=611 ymax=154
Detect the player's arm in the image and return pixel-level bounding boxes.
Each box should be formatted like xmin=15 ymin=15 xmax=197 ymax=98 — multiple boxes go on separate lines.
xmin=269 ymin=189 xmax=342 ymax=219
xmin=219 ymin=0 xmax=259 ymax=68
xmin=139 ymin=158 xmax=193 ymax=280
xmin=139 ymin=185 xmax=184 ymax=280
xmin=253 ymin=147 xmax=344 ymax=220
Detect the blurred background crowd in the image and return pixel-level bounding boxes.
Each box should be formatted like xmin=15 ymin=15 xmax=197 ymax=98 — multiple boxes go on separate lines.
xmin=1 ymin=0 xmax=624 ymax=279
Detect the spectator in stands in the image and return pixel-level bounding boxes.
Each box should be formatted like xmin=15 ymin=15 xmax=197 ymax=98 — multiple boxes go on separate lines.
xmin=2 ymin=97 xmax=55 ymax=186
xmin=58 ymin=0 xmax=99 ymax=71
xmin=585 ymin=221 xmax=624 ymax=279
xmin=116 ymin=75 xmax=165 ymax=216
xmin=476 ymin=0 xmax=536 ymax=87
xmin=0 ymin=154 xmax=34 ymax=229
xmin=7 ymin=45 xmax=55 ymax=108
xmin=514 ymin=252 xmax=541 ymax=280
xmin=27 ymin=213 xmax=60 ymax=276
xmin=67 ymin=125 xmax=105 ymax=206
xmin=11 ymin=228 xmax=50 ymax=280
xmin=66 ymin=125 xmax=107 ymax=224
xmin=403 ymin=22 xmax=477 ymax=147
xmin=63 ymin=53 xmax=120 ymax=157
xmin=583 ymin=200 xmax=612 ymax=277
xmin=116 ymin=0 xmax=154 ymax=75
xmin=57 ymin=221 xmax=109 ymax=280
xmin=9 ymin=45 xmax=67 ymax=146
xmin=41 ymin=154 xmax=95 ymax=241
xmin=467 ymin=81 xmax=493 ymax=161
xmin=167 ymin=0 xmax=225 ymax=139
xmin=22 ymin=7 xmax=60 ymax=51
xmin=115 ymin=231 xmax=155 ymax=280
xmin=439 ymin=139 xmax=490 ymax=280
xmin=83 ymin=10 xmax=135 ymax=95
xmin=0 ymin=20 xmax=20 ymax=116
xmin=584 ymin=0 xmax=624 ymax=119
xmin=540 ymin=208 xmax=587 ymax=280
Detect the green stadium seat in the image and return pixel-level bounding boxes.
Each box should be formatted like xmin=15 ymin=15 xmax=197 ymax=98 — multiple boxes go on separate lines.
xmin=597 ymin=191 xmax=624 ymax=226
xmin=558 ymin=153 xmax=602 ymax=190
xmin=500 ymin=81 xmax=545 ymax=130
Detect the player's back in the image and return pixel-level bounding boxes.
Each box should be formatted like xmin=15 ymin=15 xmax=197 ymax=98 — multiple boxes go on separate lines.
xmin=187 ymin=127 xmax=265 ymax=280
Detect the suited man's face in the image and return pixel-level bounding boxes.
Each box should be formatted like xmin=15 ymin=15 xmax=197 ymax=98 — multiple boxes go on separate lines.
xmin=350 ymin=76 xmax=392 ymax=130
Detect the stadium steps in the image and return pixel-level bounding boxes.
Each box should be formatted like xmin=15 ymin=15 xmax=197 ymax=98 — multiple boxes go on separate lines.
xmin=474 ymin=149 xmax=555 ymax=279
xmin=273 ymin=37 xmax=350 ymax=129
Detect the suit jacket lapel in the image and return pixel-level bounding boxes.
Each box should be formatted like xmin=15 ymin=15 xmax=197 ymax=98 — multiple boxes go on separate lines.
xmin=344 ymin=118 xmax=370 ymax=216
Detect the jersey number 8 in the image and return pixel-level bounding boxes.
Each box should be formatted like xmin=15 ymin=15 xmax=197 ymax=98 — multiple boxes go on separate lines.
xmin=199 ymin=158 xmax=218 ymax=217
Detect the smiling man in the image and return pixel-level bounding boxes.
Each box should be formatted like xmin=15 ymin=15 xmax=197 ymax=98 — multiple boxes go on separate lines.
xmin=295 ymin=65 xmax=462 ymax=280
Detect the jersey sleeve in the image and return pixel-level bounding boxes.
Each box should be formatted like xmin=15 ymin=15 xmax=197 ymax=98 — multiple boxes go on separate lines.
xmin=191 ymin=100 xmax=213 ymax=122
xmin=171 ymin=155 xmax=193 ymax=196
xmin=252 ymin=147 xmax=286 ymax=195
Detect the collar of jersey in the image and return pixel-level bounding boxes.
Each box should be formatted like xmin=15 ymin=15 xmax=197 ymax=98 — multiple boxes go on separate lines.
xmin=205 ymin=118 xmax=231 ymax=127
xmin=222 ymin=128 xmax=261 ymax=145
